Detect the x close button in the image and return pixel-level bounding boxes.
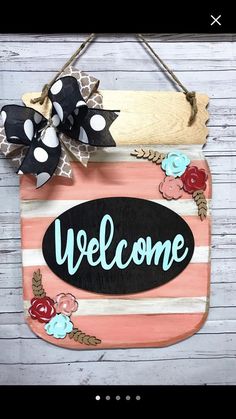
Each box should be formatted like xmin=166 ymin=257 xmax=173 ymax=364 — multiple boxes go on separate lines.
xmin=210 ymin=14 xmax=221 ymax=26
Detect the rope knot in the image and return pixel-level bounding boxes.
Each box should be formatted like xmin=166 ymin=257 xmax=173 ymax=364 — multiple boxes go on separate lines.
xmin=30 ymin=33 xmax=95 ymax=107
xmin=185 ymin=91 xmax=198 ymax=126
xmin=30 ymin=84 xmax=50 ymax=105
xmin=38 ymin=117 xmax=58 ymax=140
xmin=186 ymin=91 xmax=195 ymax=101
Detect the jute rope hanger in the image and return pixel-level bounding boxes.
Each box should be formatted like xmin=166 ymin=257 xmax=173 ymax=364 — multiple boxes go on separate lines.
xmin=31 ymin=33 xmax=198 ymax=126
xmin=137 ymin=34 xmax=198 ymax=126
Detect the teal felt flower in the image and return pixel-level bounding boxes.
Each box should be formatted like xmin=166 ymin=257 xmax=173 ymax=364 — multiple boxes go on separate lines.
xmin=161 ymin=150 xmax=190 ymax=177
xmin=45 ymin=313 xmax=73 ymax=339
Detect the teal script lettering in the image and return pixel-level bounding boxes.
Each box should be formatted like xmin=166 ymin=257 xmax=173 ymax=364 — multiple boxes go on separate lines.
xmin=54 ymin=214 xmax=189 ymax=275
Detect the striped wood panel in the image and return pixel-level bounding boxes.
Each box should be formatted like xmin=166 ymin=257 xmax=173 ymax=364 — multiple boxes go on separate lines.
xmin=20 ymin=145 xmax=211 ymax=349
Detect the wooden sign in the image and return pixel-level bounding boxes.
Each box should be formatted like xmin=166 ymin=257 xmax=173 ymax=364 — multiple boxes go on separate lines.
xmin=42 ymin=197 xmax=195 ymax=294
xmin=22 ymin=90 xmax=209 ymax=145
xmin=18 ymin=89 xmax=211 ymax=350
xmin=23 ymin=90 xmax=209 ymax=145
xmin=20 ymin=142 xmax=211 ymax=349
xmin=102 ymin=91 xmax=209 ymax=145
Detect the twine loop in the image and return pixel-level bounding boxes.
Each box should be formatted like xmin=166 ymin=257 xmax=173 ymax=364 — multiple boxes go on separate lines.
xmin=32 ymin=33 xmax=198 ymax=126
xmin=185 ymin=91 xmax=198 ymax=126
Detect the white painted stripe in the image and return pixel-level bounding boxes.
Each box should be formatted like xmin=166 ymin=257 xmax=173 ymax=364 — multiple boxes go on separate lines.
xmin=24 ymin=296 xmax=208 ymax=316
xmin=70 ymin=144 xmax=206 ymax=163
xmin=20 ymin=198 xmax=211 ymax=218
xmin=22 ymin=246 xmax=210 ymax=267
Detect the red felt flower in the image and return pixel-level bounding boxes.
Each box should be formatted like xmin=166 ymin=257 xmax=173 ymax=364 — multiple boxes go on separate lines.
xmin=181 ymin=166 xmax=208 ymax=194
xmin=28 ymin=296 xmax=56 ymax=323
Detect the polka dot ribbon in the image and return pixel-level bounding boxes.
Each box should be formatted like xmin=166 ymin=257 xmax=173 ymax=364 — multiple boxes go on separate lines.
xmin=0 ymin=75 xmax=119 ymax=188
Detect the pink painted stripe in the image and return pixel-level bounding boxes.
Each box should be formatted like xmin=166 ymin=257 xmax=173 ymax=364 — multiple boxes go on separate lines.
xmin=27 ymin=312 xmax=207 ymax=349
xmin=20 ymin=215 xmax=210 ymax=250
xmin=20 ymin=161 xmax=211 ymax=201
xmin=23 ymin=262 xmax=209 ymax=300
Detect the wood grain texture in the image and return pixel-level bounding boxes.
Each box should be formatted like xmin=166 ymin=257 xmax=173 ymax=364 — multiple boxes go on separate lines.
xmin=0 ymin=33 xmax=235 ymax=384
xmin=102 ymin=91 xmax=209 ymax=144
xmin=1 ymin=41 xmax=235 ymax=71
xmin=2 ymin=70 xmax=236 ymax=99
xmin=19 ymin=154 xmax=210 ymax=349
xmin=22 ymin=91 xmax=209 ymax=145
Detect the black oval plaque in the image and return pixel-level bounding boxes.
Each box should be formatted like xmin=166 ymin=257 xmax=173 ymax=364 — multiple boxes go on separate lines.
xmin=42 ymin=197 xmax=195 ymax=294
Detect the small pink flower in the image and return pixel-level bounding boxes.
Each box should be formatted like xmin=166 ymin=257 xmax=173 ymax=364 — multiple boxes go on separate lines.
xmin=54 ymin=293 xmax=78 ymax=316
xmin=159 ymin=176 xmax=183 ymax=200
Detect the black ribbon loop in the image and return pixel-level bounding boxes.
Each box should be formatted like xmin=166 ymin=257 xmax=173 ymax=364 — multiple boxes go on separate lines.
xmin=1 ymin=76 xmax=119 ymax=188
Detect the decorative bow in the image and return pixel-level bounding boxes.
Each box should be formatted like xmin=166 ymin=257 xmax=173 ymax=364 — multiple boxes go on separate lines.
xmin=0 ymin=68 xmax=119 ymax=188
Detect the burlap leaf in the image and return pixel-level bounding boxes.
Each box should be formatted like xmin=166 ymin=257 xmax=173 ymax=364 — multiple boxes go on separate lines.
xmin=69 ymin=328 xmax=101 ymax=346
xmin=192 ymin=190 xmax=208 ymax=220
xmin=131 ymin=148 xmax=166 ymax=164
xmin=32 ymin=269 xmax=46 ymax=298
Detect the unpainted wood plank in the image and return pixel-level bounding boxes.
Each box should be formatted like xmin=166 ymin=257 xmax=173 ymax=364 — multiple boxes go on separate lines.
xmin=101 ymin=91 xmax=209 ymax=145
xmin=1 ymin=97 xmax=236 ymax=125
xmin=1 ymin=124 xmax=236 ymax=144
xmin=0 ymin=358 xmax=235 ymax=384
xmin=0 ymin=108 xmax=235 ymax=148
xmin=23 ymin=90 xmax=209 ymax=145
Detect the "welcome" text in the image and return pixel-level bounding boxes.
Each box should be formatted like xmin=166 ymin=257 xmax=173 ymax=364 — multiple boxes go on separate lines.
xmin=54 ymin=214 xmax=189 ymax=275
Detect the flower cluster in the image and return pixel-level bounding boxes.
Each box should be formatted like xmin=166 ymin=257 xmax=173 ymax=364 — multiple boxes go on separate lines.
xmin=28 ymin=292 xmax=78 ymax=339
xmin=159 ymin=150 xmax=208 ymax=200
